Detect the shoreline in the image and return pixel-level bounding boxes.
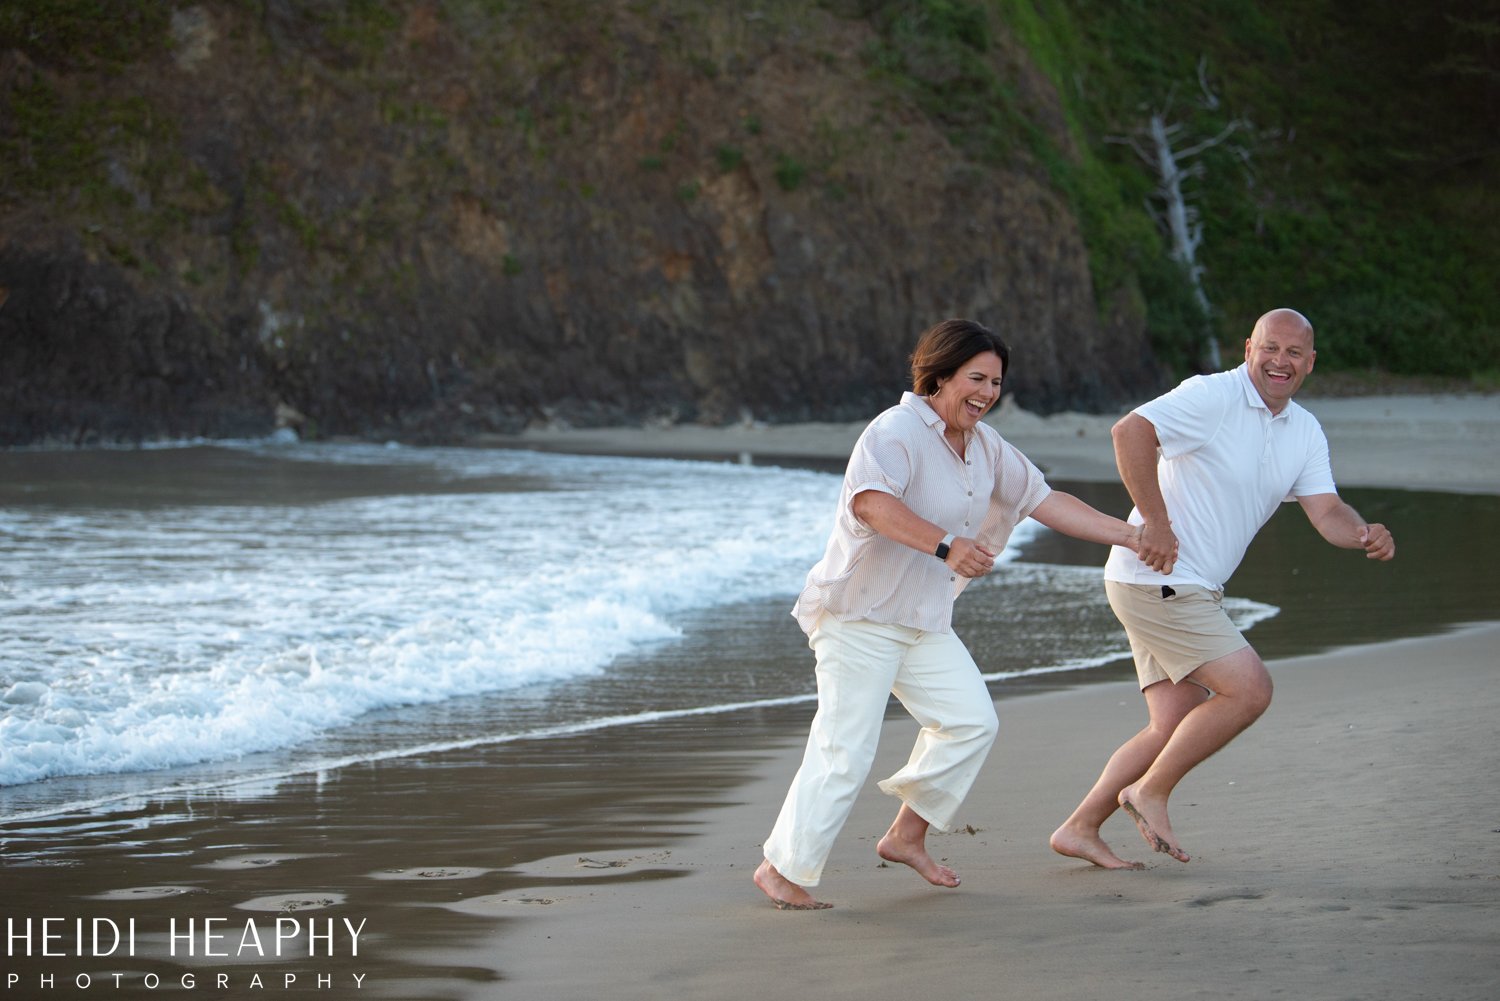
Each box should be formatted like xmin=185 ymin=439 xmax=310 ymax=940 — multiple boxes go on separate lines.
xmin=492 ymin=621 xmax=1500 ymax=1001
xmin=484 ymin=391 xmax=1500 ymax=494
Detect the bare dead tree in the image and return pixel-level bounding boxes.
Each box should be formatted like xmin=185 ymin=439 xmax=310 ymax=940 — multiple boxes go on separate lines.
xmin=1109 ymin=60 xmax=1250 ymax=370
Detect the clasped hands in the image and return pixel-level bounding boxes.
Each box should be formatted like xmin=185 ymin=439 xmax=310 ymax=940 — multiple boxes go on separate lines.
xmin=1131 ymin=521 xmax=1179 ymax=575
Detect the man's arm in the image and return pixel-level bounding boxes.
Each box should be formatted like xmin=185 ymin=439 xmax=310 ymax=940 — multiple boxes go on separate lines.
xmin=1296 ymin=493 xmax=1395 ymax=560
xmin=1111 ymin=413 xmax=1176 ymax=573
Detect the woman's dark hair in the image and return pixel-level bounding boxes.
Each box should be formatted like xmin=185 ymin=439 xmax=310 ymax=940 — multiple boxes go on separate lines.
xmin=909 ymin=319 xmax=1010 ymax=396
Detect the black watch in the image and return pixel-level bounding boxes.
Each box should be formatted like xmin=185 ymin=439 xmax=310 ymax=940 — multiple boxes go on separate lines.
xmin=934 ymin=533 xmax=956 ymax=560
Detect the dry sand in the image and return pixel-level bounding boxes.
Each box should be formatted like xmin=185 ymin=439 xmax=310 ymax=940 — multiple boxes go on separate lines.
xmin=501 ymin=391 xmax=1500 ymax=493
xmin=478 ymin=390 xmax=1500 ymax=1001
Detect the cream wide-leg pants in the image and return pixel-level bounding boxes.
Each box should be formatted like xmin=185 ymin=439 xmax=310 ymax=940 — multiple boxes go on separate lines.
xmin=762 ymin=613 xmax=1000 ymax=887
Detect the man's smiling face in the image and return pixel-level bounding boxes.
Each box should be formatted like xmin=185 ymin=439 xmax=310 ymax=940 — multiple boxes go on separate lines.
xmin=1244 ymin=311 xmax=1316 ymax=413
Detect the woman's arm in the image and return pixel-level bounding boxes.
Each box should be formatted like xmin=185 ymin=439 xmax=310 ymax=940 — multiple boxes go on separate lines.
xmin=851 ymin=489 xmax=997 ymax=578
xmin=1029 ymin=491 xmax=1143 ymax=552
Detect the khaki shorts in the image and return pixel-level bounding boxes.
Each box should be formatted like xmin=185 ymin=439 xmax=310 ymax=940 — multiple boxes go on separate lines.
xmin=1105 ymin=580 xmax=1249 ymax=689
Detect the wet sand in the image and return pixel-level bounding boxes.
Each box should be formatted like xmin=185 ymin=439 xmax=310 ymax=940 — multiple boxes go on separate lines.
xmin=4 ymin=392 xmax=1498 ymax=1000
xmin=483 ymin=391 xmax=1500 ymax=1001
xmin=496 ymin=623 xmax=1500 ymax=1001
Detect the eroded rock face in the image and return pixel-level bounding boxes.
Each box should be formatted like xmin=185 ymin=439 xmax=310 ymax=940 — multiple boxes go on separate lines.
xmin=0 ymin=4 xmax=1163 ymax=446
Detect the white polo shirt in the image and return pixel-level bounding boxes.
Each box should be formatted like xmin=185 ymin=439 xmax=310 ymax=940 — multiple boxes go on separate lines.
xmin=1103 ymin=364 xmax=1337 ymax=591
xmin=793 ymin=392 xmax=1052 ymax=635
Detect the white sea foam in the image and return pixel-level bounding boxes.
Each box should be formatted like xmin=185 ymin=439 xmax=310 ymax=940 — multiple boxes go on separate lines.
xmin=0 ymin=447 xmax=832 ymax=786
xmin=0 ymin=443 xmax=1054 ymax=790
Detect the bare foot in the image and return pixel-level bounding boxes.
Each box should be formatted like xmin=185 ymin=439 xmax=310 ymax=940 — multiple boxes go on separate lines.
xmin=875 ymin=831 xmax=961 ymax=888
xmin=1118 ymin=786 xmax=1190 ymax=863
xmin=753 ymin=858 xmax=832 ymax=910
xmin=1049 ymin=823 xmax=1145 ymax=870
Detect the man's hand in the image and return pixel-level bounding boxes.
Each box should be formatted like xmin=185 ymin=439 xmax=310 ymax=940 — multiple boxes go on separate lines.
xmin=1359 ymin=522 xmax=1395 ymax=561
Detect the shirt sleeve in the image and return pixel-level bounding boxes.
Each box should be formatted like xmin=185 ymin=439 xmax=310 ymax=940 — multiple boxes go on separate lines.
xmin=1289 ymin=420 xmax=1337 ymax=500
xmin=1136 ymin=375 xmax=1229 ymax=460
xmin=995 ymin=440 xmax=1052 ymax=520
xmin=840 ymin=412 xmax=915 ymax=535
xmin=974 ymin=438 xmax=1052 ymax=552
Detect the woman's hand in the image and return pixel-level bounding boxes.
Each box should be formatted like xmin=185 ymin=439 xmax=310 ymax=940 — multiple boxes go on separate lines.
xmin=945 ymin=537 xmax=998 ymax=578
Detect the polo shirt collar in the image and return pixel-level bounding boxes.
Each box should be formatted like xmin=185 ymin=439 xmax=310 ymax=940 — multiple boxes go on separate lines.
xmin=1234 ymin=363 xmax=1294 ymax=422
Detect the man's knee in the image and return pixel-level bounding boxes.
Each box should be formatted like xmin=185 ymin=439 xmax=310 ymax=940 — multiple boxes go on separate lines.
xmin=1192 ymin=647 xmax=1273 ymax=715
xmin=1245 ymin=670 xmax=1273 ymax=717
xmin=1233 ymin=650 xmax=1274 ymax=716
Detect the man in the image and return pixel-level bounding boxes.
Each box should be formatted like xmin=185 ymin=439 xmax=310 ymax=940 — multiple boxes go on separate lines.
xmin=1050 ymin=308 xmax=1395 ymax=868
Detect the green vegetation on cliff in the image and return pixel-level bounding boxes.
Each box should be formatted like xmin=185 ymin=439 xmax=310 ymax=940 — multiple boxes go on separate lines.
xmin=859 ymin=0 xmax=1499 ymax=376
xmin=0 ymin=1 xmax=1495 ymax=445
xmin=1001 ymin=0 xmax=1499 ymax=376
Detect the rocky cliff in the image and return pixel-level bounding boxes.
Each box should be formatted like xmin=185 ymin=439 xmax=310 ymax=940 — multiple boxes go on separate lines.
xmin=0 ymin=2 xmax=1166 ymax=446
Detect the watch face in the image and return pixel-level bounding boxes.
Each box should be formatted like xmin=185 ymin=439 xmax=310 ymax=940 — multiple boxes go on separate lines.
xmin=935 ymin=543 xmax=950 ymax=560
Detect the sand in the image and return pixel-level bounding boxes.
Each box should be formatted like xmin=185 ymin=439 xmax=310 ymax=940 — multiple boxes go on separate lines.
xmin=499 ymin=391 xmax=1500 ymax=493
xmin=5 ymin=391 xmax=1496 ymax=1001
xmin=479 ymin=390 xmax=1500 ymax=1000
xmin=494 ymin=624 xmax=1500 ymax=1001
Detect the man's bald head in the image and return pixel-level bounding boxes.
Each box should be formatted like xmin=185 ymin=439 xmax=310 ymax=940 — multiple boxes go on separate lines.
xmin=1251 ymin=308 xmax=1314 ymax=346
xmin=1244 ymin=308 xmax=1316 ymax=412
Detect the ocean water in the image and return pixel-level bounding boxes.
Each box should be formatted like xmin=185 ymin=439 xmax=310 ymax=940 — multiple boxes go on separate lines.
xmin=0 ymin=440 xmax=1278 ymax=820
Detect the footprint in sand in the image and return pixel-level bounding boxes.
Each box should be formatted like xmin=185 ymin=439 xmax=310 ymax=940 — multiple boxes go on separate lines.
xmin=576 ymin=857 xmax=629 ymax=869
xmin=235 ymin=892 xmax=347 ymax=913
xmin=198 ymin=853 xmax=326 ymax=870
xmin=368 ymin=866 xmax=492 ymax=881
xmin=439 ymin=894 xmax=562 ymax=916
xmin=1187 ymin=891 xmax=1265 ymax=907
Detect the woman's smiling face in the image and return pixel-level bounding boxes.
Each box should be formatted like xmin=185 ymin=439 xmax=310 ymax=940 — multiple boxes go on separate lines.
xmin=932 ymin=350 xmax=1004 ymax=432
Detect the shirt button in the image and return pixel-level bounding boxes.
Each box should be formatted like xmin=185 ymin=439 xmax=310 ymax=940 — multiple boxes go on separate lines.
xmin=967 ymin=491 xmax=973 ymax=496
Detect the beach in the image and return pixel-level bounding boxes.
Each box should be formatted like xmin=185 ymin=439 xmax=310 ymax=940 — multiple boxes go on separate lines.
xmin=3 ymin=391 xmax=1498 ymax=1000
xmin=489 ymin=390 xmax=1500 ymax=1000
xmin=498 ymin=623 xmax=1500 ymax=1001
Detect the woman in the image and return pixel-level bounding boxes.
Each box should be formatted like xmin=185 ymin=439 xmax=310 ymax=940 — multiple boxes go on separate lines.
xmin=754 ymin=318 xmax=1143 ymax=910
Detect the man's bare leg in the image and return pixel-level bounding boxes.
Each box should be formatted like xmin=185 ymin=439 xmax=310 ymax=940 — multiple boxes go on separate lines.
xmin=1118 ymin=646 xmax=1273 ymax=863
xmin=753 ymin=858 xmax=833 ymax=910
xmin=1051 ymin=679 xmax=1210 ymax=869
xmin=875 ymin=803 xmax=961 ymax=887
